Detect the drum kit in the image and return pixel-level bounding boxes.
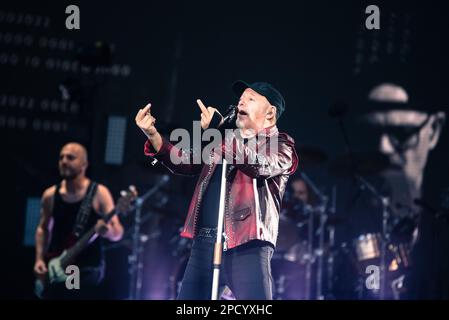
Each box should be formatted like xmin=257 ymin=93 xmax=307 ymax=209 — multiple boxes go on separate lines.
xmin=270 ymin=145 xmax=417 ymax=300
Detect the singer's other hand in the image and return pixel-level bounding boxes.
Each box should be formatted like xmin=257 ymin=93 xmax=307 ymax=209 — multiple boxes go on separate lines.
xmin=197 ymin=99 xmax=223 ymax=130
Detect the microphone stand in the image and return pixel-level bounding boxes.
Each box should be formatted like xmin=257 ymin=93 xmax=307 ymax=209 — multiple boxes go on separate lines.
xmin=354 ymin=175 xmax=391 ymax=300
xmin=326 ymin=185 xmax=337 ymax=299
xmin=210 ymin=107 xmax=237 ymax=300
xmin=304 ymin=203 xmax=314 ymax=300
xmin=330 ymin=106 xmax=391 ymax=299
xmin=300 ymin=172 xmax=328 ymax=300
xmin=128 ymin=175 xmax=170 ymax=300
xmin=211 ymin=159 xmax=228 ymax=300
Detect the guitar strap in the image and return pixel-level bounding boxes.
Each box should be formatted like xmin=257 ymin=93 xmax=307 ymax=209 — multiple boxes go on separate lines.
xmin=73 ymin=181 xmax=98 ymax=238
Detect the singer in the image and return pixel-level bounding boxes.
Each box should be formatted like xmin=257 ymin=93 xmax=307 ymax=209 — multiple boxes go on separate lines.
xmin=135 ymin=80 xmax=299 ymax=300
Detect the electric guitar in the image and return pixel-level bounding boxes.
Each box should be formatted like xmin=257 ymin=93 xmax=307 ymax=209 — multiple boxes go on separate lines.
xmin=34 ymin=186 xmax=137 ymax=298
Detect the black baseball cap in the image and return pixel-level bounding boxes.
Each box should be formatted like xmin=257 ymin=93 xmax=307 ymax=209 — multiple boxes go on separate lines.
xmin=232 ymin=80 xmax=286 ymax=119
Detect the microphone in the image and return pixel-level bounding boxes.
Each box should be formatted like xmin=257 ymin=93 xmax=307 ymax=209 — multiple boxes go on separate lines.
xmin=209 ymin=105 xmax=237 ymax=129
xmin=221 ymin=104 xmax=237 ymax=125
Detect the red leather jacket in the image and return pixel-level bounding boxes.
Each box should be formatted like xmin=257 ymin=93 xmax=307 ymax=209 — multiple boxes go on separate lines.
xmin=144 ymin=125 xmax=298 ymax=250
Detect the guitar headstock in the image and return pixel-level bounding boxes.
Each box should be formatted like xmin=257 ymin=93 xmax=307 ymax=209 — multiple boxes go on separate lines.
xmin=116 ymin=185 xmax=138 ymax=216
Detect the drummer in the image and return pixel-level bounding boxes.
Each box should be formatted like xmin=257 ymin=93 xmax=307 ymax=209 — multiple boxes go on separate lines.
xmin=280 ymin=175 xmax=321 ymax=245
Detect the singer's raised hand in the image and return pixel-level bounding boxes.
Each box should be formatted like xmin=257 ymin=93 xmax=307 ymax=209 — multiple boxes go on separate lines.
xmin=135 ymin=103 xmax=158 ymax=138
xmin=135 ymin=103 xmax=163 ymax=152
xmin=197 ymin=99 xmax=223 ymax=130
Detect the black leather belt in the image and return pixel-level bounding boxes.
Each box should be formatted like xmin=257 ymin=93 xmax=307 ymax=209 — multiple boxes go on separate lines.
xmin=196 ymin=227 xmax=218 ymax=239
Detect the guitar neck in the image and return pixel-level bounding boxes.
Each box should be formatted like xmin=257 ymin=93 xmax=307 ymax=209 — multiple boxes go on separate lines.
xmin=60 ymin=208 xmax=117 ymax=268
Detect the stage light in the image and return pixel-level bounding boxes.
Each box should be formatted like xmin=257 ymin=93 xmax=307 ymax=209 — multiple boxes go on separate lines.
xmin=23 ymin=197 xmax=40 ymax=246
xmin=105 ymin=116 xmax=127 ymax=165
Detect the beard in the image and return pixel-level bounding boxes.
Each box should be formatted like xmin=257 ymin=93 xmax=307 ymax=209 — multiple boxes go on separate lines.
xmin=59 ymin=167 xmax=81 ymax=180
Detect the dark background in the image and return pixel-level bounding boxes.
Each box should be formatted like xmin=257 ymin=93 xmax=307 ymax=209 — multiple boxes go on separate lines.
xmin=1 ymin=1 xmax=448 ymax=299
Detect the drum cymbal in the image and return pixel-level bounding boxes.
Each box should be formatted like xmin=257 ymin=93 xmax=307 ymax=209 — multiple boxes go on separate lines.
xmin=328 ymin=152 xmax=397 ymax=177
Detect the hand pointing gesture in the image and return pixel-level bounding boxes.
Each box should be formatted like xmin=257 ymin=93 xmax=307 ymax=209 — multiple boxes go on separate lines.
xmin=197 ymin=99 xmax=223 ymax=130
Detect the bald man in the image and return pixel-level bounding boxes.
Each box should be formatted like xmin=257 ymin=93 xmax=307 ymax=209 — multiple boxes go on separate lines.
xmin=34 ymin=142 xmax=124 ymax=299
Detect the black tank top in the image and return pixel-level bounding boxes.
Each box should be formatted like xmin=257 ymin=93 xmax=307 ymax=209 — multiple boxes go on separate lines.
xmin=198 ymin=164 xmax=223 ymax=228
xmin=47 ymin=181 xmax=104 ymax=268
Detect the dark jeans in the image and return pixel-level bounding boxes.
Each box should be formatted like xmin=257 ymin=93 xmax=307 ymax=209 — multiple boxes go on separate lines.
xmin=178 ymin=232 xmax=274 ymax=300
